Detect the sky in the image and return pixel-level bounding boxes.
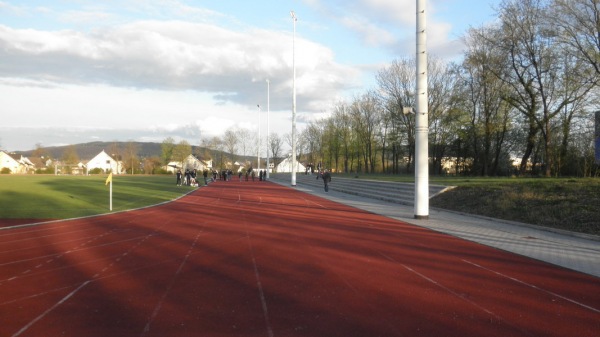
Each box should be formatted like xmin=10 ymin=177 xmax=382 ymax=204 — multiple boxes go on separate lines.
xmin=0 ymin=0 xmax=501 ymax=152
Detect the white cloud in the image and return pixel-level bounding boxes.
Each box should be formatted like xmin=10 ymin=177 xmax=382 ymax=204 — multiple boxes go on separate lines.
xmin=2 ymin=0 xmax=489 ymax=151
xmin=358 ymin=0 xmax=415 ymax=23
xmin=58 ymin=10 xmax=116 ymax=26
xmin=339 ymin=16 xmax=397 ymax=47
xmin=0 ymin=19 xmax=359 ymax=112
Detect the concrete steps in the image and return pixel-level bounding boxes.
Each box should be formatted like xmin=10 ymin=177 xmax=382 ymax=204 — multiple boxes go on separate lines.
xmin=269 ymin=173 xmax=454 ymax=206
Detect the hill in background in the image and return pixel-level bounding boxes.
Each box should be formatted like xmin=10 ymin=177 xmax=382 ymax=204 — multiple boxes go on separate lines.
xmin=14 ymin=141 xmax=197 ymax=161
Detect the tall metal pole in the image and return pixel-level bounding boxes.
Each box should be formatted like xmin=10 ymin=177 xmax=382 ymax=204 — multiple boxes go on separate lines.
xmin=415 ymin=0 xmax=429 ymax=219
xmin=595 ymin=110 xmax=600 ymax=165
xmin=266 ymin=79 xmax=270 ymax=179
xmin=257 ymin=104 xmax=261 ymax=171
xmin=290 ymin=10 xmax=297 ymax=186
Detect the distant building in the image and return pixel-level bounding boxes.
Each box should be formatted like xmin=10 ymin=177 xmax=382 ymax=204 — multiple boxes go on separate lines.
xmin=165 ymin=155 xmax=212 ymax=173
xmin=0 ymin=151 xmax=35 ymax=174
xmin=275 ymin=154 xmax=306 ymax=173
xmin=86 ymin=150 xmax=124 ymax=174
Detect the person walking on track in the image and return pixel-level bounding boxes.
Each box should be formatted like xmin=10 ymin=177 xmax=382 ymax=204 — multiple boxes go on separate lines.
xmin=322 ymin=169 xmax=331 ymax=192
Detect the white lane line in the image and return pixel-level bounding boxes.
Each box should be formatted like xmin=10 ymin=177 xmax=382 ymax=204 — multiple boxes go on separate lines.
xmin=9 ymin=227 xmax=165 ymax=334
xmin=462 ymin=259 xmax=600 ymax=314
xmin=400 ymin=263 xmax=501 ymax=319
xmin=141 ymin=232 xmax=202 ymax=336
xmin=379 ymin=252 xmax=503 ymax=320
xmin=11 ymin=280 xmax=91 ymax=337
xmin=0 ymin=235 xmax=152 ymax=267
xmin=246 ymin=234 xmax=274 ymax=337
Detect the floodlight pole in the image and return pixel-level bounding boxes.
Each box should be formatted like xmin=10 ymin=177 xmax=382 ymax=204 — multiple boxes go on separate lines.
xmin=290 ymin=10 xmax=297 ymax=186
xmin=415 ymin=0 xmax=429 ymax=219
xmin=595 ymin=110 xmax=600 ymax=164
xmin=257 ymin=104 xmax=261 ymax=171
xmin=266 ymin=79 xmax=270 ymax=179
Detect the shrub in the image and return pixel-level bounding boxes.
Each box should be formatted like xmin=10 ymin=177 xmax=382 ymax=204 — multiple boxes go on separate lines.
xmin=89 ymin=168 xmax=104 ymax=175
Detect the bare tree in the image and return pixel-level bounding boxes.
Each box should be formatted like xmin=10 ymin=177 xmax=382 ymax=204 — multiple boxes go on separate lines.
xmin=202 ymin=136 xmax=224 ymax=170
xmin=172 ymin=140 xmax=191 ymax=169
xmin=222 ymin=128 xmax=238 ymax=168
xmin=376 ymin=58 xmax=417 ymax=173
xmin=493 ymin=0 xmax=596 ymax=176
xmin=62 ymin=145 xmax=79 ymax=165
xmin=428 ymin=57 xmax=466 ymax=175
xmin=550 ymin=0 xmax=600 ymax=77
xmin=284 ymin=130 xmax=305 ymax=164
xmin=123 ymin=141 xmax=139 ymax=174
xmin=462 ymin=27 xmax=515 ymax=176
xmin=350 ymin=92 xmax=382 ymax=173
xmin=322 ymin=116 xmax=342 ymax=172
xmin=330 ymin=102 xmax=355 ymax=173
xmin=143 ymin=156 xmax=162 ymax=174
xmin=237 ymin=128 xmax=253 ymax=159
xmin=161 ymin=137 xmax=175 ymax=165
xmin=303 ymin=120 xmax=324 ymax=168
xmin=268 ymin=132 xmax=284 ymax=168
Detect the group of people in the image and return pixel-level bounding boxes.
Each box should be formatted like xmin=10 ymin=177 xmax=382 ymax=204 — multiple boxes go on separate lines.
xmin=176 ymin=165 xmax=331 ymax=192
xmin=177 ymin=168 xmax=212 ymax=187
xmin=176 ymin=167 xmax=270 ymax=186
xmin=176 ymin=169 xmax=199 ymax=187
xmin=242 ymin=168 xmax=267 ymax=182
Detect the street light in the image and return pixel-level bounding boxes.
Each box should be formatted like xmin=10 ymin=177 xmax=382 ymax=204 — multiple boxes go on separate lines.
xmin=257 ymin=104 xmax=261 ymax=171
xmin=290 ymin=10 xmax=297 ymax=186
xmin=266 ymin=79 xmax=270 ymax=180
xmin=415 ymin=0 xmax=429 ymax=219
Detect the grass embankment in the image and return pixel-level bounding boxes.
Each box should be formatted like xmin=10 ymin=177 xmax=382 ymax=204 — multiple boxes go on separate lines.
xmin=349 ymin=174 xmax=600 ymax=236
xmin=0 ymin=175 xmax=192 ymax=220
xmin=430 ymin=178 xmax=600 ymax=236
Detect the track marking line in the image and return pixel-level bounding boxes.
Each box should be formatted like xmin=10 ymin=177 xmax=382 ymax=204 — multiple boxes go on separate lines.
xmin=400 ymin=263 xmax=501 ymax=318
xmin=7 ymin=223 xmax=170 ymax=332
xmin=235 ymin=190 xmax=275 ymax=337
xmin=379 ymin=252 xmax=504 ymax=320
xmin=462 ymin=259 xmax=600 ymax=314
xmin=0 ymin=235 xmax=153 ymax=268
xmin=246 ymin=232 xmax=274 ymax=337
xmin=11 ymin=280 xmax=91 ymax=337
xmin=141 ymin=231 xmax=203 ymax=336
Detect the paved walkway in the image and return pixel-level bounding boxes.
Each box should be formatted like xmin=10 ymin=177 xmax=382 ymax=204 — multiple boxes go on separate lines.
xmin=268 ymin=173 xmax=600 ymax=278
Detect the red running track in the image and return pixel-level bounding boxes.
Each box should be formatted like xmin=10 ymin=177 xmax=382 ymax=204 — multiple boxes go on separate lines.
xmin=0 ymin=181 xmax=599 ymax=337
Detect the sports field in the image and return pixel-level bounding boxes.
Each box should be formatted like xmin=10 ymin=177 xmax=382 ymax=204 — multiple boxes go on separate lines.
xmin=0 ymin=175 xmax=193 ymax=222
xmin=0 ymin=179 xmax=598 ymax=336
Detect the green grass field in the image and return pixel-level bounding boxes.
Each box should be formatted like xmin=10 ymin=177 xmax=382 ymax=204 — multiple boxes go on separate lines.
xmin=335 ymin=173 xmax=600 ymax=235
xmin=0 ymin=175 xmax=193 ymax=220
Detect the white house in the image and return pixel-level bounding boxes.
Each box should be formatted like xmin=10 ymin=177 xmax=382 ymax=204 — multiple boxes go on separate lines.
xmin=165 ymin=155 xmax=212 ymax=173
xmin=0 ymin=151 xmax=35 ymax=174
xmin=275 ymin=154 xmax=306 ymax=173
xmin=86 ymin=150 xmax=124 ymax=174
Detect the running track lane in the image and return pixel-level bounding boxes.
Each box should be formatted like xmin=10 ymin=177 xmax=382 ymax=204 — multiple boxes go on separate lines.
xmin=0 ymin=181 xmax=598 ymax=337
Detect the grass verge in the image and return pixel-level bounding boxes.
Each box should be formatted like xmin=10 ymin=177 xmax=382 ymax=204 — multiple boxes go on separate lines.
xmin=347 ymin=174 xmax=600 ymax=236
xmin=429 ymin=178 xmax=600 ymax=236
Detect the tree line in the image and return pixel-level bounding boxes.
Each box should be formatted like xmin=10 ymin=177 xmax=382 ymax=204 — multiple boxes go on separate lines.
xmin=296 ymin=0 xmax=599 ymax=177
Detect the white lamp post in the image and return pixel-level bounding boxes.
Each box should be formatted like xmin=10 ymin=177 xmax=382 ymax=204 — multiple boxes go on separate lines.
xmin=257 ymin=104 xmax=261 ymax=171
xmin=290 ymin=10 xmax=297 ymax=186
xmin=415 ymin=0 xmax=429 ymax=219
xmin=266 ymin=79 xmax=270 ymax=179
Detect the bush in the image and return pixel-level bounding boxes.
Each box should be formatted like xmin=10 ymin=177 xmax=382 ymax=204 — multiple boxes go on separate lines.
xmin=1 ymin=167 xmax=11 ymax=174
xmin=156 ymin=168 xmax=170 ymax=174
xmin=89 ymin=168 xmax=104 ymax=175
